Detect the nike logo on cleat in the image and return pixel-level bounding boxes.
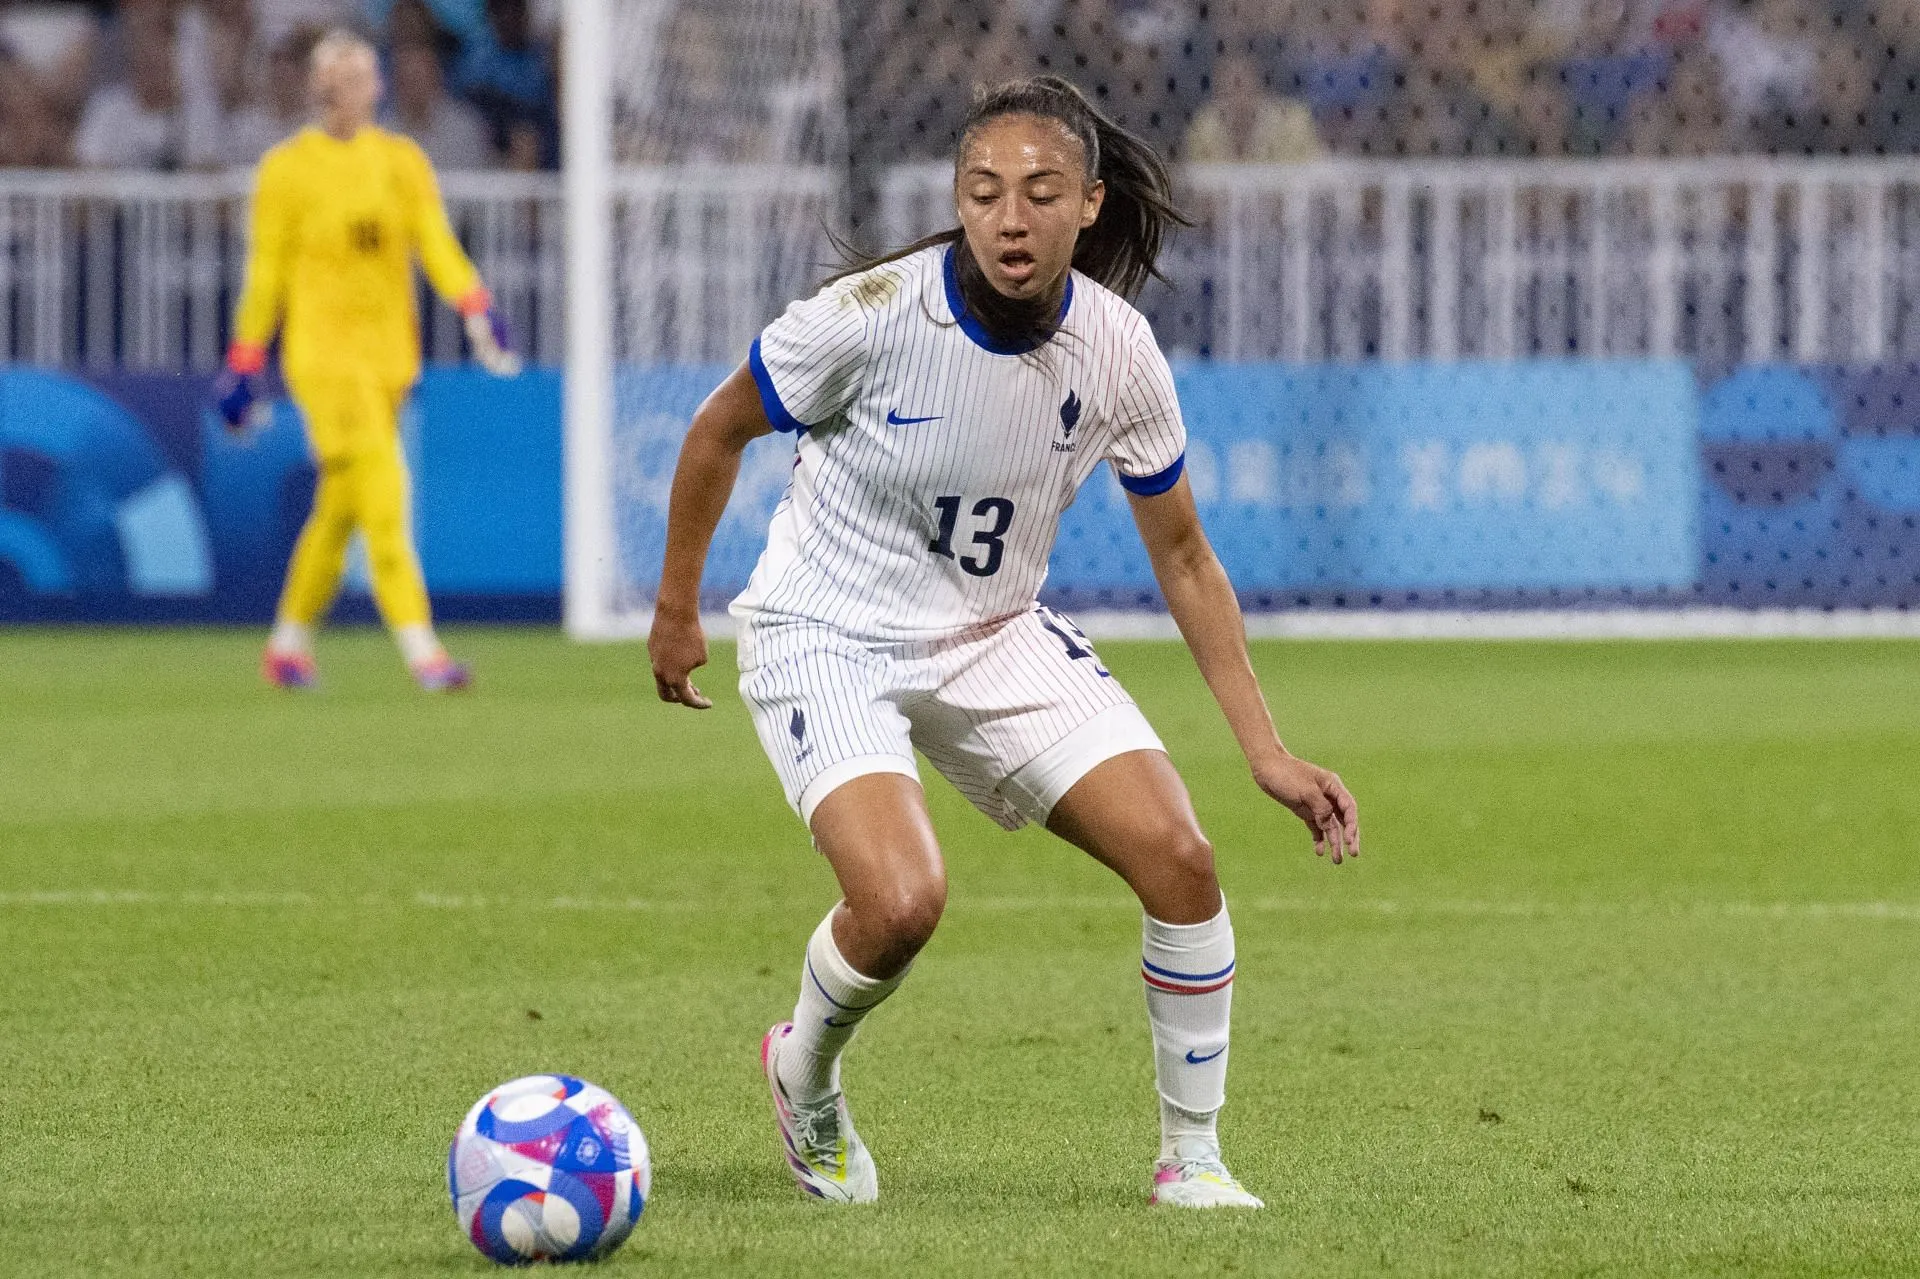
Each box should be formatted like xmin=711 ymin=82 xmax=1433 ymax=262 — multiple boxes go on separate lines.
xmin=886 ymin=409 xmax=942 ymax=426
xmin=1185 ymin=1046 xmax=1226 ymax=1064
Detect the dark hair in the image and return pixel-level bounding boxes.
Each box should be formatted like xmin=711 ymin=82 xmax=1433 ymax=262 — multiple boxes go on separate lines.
xmin=828 ymin=75 xmax=1190 ymax=348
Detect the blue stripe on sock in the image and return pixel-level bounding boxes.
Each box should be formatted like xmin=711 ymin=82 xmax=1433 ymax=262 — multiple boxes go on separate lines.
xmin=807 ymin=955 xmax=885 ymax=1014
xmin=1142 ymin=957 xmax=1236 ymax=983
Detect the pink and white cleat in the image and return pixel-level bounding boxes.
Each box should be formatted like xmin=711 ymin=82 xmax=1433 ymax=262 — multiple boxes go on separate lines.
xmin=411 ymin=654 xmax=472 ymax=692
xmin=760 ymin=1022 xmax=878 ymax=1203
xmin=1149 ymin=1138 xmax=1265 ymax=1209
xmin=261 ymin=649 xmax=317 ymax=690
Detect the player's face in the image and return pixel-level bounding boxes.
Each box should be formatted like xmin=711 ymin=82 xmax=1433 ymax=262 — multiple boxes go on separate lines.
xmin=313 ymin=47 xmax=382 ymax=130
xmin=955 ymin=115 xmax=1105 ymax=301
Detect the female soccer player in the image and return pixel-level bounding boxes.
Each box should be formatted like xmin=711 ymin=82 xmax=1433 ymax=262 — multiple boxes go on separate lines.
xmin=649 ymin=76 xmax=1359 ymax=1209
xmin=216 ymin=30 xmax=520 ymax=691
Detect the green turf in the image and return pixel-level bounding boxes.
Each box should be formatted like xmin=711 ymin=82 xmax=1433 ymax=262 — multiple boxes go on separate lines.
xmin=2 ymin=627 xmax=1918 ymax=1277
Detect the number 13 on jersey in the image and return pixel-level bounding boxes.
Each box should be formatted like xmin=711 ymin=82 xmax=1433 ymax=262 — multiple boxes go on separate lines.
xmin=928 ymin=495 xmax=1015 ymax=577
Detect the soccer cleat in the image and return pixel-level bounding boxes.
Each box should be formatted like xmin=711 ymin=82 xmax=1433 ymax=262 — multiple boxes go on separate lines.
xmin=760 ymin=1022 xmax=877 ymax=1203
xmin=412 ymin=655 xmax=472 ymax=692
xmin=261 ymin=650 xmax=317 ymax=690
xmin=1149 ymin=1138 xmax=1265 ymax=1209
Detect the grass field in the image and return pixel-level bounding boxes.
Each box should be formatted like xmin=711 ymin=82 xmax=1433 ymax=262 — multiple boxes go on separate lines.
xmin=3 ymin=627 xmax=1919 ymax=1277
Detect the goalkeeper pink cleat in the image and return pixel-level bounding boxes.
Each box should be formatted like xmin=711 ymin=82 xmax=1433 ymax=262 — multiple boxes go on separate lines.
xmin=412 ymin=654 xmax=472 ymax=692
xmin=261 ymin=650 xmax=317 ymax=690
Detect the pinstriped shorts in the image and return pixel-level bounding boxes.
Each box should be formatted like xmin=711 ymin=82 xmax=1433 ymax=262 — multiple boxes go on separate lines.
xmin=736 ymin=607 xmax=1165 ymax=832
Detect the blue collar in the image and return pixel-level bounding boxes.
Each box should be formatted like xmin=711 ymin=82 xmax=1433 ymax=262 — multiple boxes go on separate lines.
xmin=943 ymin=243 xmax=1074 ymax=356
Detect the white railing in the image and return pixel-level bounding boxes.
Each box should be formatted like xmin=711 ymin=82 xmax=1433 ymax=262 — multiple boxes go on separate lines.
xmin=0 ymin=166 xmax=837 ymax=372
xmin=9 ymin=159 xmax=1920 ymax=371
xmin=884 ymin=157 xmax=1920 ymax=364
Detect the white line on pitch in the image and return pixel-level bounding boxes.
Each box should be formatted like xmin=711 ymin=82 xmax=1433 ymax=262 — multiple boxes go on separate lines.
xmin=5 ymin=890 xmax=1920 ymax=924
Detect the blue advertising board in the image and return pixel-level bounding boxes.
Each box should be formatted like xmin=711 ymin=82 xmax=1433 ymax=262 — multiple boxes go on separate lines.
xmin=613 ymin=361 xmax=1702 ymax=611
xmin=3 ymin=358 xmax=1917 ymax=621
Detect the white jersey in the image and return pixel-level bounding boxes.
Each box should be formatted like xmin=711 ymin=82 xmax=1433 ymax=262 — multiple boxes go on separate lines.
xmin=730 ymin=243 xmax=1187 ymax=642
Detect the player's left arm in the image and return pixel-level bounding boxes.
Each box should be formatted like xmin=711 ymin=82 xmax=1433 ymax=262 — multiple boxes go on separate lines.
xmin=403 ymin=141 xmax=520 ymax=376
xmin=1127 ymin=477 xmax=1360 ymax=863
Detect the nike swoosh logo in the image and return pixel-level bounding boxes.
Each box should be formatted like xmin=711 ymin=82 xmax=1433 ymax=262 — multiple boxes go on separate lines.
xmin=1185 ymin=1046 xmax=1226 ymax=1064
xmin=886 ymin=410 xmax=943 ymax=426
xmin=824 ymin=1015 xmax=862 ymax=1028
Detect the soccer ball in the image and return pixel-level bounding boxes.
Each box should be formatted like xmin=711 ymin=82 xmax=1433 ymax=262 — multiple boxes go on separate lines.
xmin=448 ymin=1074 xmax=651 ymax=1265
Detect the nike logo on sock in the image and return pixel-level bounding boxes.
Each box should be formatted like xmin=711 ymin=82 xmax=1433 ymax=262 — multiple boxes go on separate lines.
xmin=824 ymin=1015 xmax=862 ymax=1028
xmin=1185 ymin=1046 xmax=1226 ymax=1064
xmin=886 ymin=409 xmax=942 ymax=426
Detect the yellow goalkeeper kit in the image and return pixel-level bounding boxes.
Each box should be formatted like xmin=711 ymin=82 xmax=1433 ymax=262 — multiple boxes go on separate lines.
xmin=227 ymin=125 xmax=490 ymax=631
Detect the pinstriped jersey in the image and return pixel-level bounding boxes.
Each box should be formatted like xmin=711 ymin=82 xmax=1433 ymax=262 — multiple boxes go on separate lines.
xmin=731 ymin=243 xmax=1187 ymax=642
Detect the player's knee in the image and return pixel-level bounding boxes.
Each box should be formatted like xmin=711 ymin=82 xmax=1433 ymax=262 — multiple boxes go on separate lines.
xmin=862 ymin=875 xmax=946 ymax=959
xmin=1159 ymin=823 xmax=1219 ymax=897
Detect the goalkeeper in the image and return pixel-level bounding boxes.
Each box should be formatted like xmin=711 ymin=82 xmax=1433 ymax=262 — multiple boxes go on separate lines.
xmin=216 ymin=29 xmax=519 ymax=691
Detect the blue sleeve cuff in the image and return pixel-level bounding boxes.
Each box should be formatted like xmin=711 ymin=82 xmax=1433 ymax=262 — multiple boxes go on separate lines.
xmin=1117 ymin=453 xmax=1185 ymax=497
xmin=748 ymin=336 xmax=808 ymax=434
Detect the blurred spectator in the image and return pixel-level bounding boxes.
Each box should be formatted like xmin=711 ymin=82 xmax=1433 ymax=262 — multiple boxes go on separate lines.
xmin=1848 ymin=0 xmax=1920 ymax=153
xmin=0 ymin=38 xmax=75 ymax=166
xmin=1707 ymin=0 xmax=1819 ymax=146
xmin=451 ymin=0 xmax=555 ymax=167
xmin=74 ymin=2 xmax=187 ymax=168
xmin=220 ymin=26 xmax=320 ymax=165
xmin=856 ymin=0 xmax=998 ymax=161
xmin=1625 ymin=43 xmax=1732 ymax=155
xmin=0 ymin=1 xmax=97 ymax=135
xmin=1184 ymin=51 xmax=1324 ymax=162
xmin=385 ymin=0 xmax=450 ymax=50
xmin=621 ymin=4 xmax=767 ymax=162
xmin=1554 ymin=2 xmax=1673 ymax=155
xmin=253 ymin=0 xmax=359 ymax=48
xmin=382 ymin=34 xmax=492 ymax=166
xmin=1331 ymin=0 xmax=1565 ymax=157
xmin=179 ymin=0 xmax=263 ymax=167
xmin=1284 ymin=0 xmax=1402 ymax=152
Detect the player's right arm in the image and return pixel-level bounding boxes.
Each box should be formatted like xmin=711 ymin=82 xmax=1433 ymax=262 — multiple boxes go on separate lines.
xmin=651 ymin=277 xmax=869 ymax=707
xmin=648 ymin=364 xmax=773 ymax=708
xmin=216 ymin=150 xmax=297 ymax=430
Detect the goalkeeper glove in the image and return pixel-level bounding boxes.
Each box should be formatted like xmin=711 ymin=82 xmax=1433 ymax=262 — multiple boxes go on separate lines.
xmin=214 ymin=342 xmax=269 ymax=436
xmin=459 ymin=288 xmax=522 ymax=378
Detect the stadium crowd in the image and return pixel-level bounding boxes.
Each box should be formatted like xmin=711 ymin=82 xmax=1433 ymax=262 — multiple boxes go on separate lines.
xmin=851 ymin=0 xmax=1920 ymax=164
xmin=6 ymin=0 xmax=1920 ymax=171
xmin=0 ymin=0 xmax=555 ymax=168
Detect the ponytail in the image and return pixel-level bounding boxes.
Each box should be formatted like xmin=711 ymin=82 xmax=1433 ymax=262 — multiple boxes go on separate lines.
xmin=825 ymin=74 xmax=1190 ymax=346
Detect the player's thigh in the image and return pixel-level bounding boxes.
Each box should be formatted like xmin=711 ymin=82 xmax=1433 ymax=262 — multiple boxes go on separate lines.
xmin=284 ymin=367 xmax=402 ymax=464
xmin=808 ymin=772 xmax=945 ymax=941
xmin=740 ymin=630 xmax=946 ymax=929
xmin=1044 ymin=748 xmax=1220 ymax=922
xmin=911 ymin=606 xmax=1153 ymax=830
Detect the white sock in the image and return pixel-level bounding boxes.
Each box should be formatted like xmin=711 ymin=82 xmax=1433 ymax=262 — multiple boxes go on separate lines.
xmin=268 ymin=619 xmax=314 ymax=656
xmin=1142 ymin=903 xmax=1234 ymax=1159
xmin=395 ymin=624 xmax=442 ymax=667
xmin=776 ymin=910 xmax=908 ymax=1105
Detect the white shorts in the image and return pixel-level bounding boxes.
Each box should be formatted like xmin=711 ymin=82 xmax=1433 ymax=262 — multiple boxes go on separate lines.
xmin=737 ymin=606 xmax=1166 ymax=831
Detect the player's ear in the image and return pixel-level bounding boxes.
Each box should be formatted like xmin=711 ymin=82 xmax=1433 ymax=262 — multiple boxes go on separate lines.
xmin=1081 ymin=179 xmax=1105 ymax=230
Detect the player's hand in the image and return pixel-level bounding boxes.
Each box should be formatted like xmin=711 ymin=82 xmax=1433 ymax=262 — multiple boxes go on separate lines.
xmin=647 ymin=610 xmax=712 ymax=709
xmin=212 ymin=368 xmax=271 ymax=438
xmin=1251 ymin=751 xmax=1359 ymax=864
xmin=464 ymin=307 xmax=523 ymax=378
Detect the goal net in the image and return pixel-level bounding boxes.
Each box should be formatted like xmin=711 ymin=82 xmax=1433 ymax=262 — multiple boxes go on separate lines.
xmin=565 ymin=1 xmax=1920 ymax=639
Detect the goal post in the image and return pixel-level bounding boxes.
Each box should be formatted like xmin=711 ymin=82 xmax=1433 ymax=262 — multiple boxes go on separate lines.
xmin=560 ymin=0 xmax=846 ymax=641
xmin=561 ymin=0 xmax=616 ymax=640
